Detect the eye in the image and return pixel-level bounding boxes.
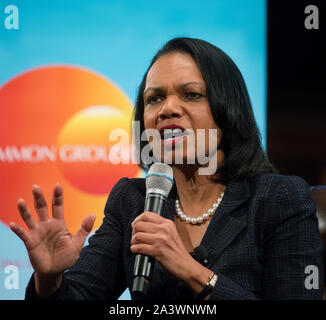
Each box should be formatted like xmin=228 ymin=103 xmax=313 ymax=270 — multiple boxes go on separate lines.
xmin=146 ymin=95 xmax=164 ymax=105
xmin=184 ymin=92 xmax=203 ymax=100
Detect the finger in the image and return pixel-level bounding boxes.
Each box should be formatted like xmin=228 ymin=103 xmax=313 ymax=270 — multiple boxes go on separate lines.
xmin=9 ymin=222 xmax=29 ymax=244
xmin=131 ymin=232 xmax=156 ymax=246
xmin=52 ymin=182 xmax=64 ymax=220
xmin=17 ymin=198 xmax=37 ymax=230
xmin=132 ymin=211 xmax=164 ymax=226
xmin=74 ymin=214 xmax=96 ymax=247
xmin=32 ymin=185 xmax=49 ymax=221
xmin=131 ymin=221 xmax=160 ymax=236
xmin=130 ymin=243 xmax=153 ymax=256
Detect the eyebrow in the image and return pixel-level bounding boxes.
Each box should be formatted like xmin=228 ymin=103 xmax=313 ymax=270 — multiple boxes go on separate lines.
xmin=143 ymin=82 xmax=205 ymax=96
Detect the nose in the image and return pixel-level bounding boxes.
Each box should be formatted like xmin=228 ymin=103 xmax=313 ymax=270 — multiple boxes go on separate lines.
xmin=157 ymin=94 xmax=183 ymax=121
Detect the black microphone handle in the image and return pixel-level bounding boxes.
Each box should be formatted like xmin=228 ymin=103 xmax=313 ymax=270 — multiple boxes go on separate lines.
xmin=131 ymin=193 xmax=167 ymax=296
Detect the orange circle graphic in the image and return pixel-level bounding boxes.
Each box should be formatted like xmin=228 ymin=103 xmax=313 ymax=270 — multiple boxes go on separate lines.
xmin=0 ymin=65 xmax=140 ymax=233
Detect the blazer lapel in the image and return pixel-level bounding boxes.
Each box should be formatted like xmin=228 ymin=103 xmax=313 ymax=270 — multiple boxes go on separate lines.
xmin=163 ymin=182 xmax=178 ymax=221
xmin=201 ymin=179 xmax=250 ymax=263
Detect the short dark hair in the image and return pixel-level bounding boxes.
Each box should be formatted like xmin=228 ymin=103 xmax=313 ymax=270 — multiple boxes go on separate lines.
xmin=133 ymin=37 xmax=276 ymax=182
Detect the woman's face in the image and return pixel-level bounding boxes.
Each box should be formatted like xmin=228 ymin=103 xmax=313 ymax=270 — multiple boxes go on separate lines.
xmin=143 ymin=52 xmax=222 ymax=170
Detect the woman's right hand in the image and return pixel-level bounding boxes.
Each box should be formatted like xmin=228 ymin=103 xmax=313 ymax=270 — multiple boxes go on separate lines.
xmin=9 ymin=183 xmax=96 ymax=291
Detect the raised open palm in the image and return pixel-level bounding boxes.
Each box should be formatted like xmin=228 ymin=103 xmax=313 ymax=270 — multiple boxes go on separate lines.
xmin=10 ymin=183 xmax=96 ymax=277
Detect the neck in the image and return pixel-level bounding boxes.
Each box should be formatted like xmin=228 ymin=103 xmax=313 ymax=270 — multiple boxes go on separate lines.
xmin=172 ymin=164 xmax=226 ymax=209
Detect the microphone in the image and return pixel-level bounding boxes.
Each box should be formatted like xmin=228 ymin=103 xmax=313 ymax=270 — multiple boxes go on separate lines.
xmin=131 ymin=163 xmax=174 ymax=296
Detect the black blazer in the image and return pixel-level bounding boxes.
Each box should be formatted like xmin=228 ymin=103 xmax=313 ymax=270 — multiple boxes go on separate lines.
xmin=26 ymin=173 xmax=324 ymax=300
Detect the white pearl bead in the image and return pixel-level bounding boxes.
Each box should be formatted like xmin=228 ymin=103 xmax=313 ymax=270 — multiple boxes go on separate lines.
xmin=197 ymin=216 xmax=204 ymax=223
xmin=175 ymin=192 xmax=224 ymax=224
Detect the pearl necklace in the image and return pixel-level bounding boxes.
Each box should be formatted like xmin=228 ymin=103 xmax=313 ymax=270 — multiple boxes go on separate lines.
xmin=175 ymin=192 xmax=224 ymax=225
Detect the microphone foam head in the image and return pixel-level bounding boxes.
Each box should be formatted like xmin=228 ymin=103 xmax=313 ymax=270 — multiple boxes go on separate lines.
xmin=146 ymin=163 xmax=174 ymax=197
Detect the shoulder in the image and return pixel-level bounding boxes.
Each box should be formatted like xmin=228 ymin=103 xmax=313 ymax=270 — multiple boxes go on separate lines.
xmin=103 ymin=177 xmax=145 ymax=216
xmin=105 ymin=177 xmax=145 ymax=205
xmin=248 ymin=173 xmax=312 ymax=200
xmin=107 ymin=177 xmax=146 ymax=197
xmin=247 ymin=173 xmax=316 ymax=228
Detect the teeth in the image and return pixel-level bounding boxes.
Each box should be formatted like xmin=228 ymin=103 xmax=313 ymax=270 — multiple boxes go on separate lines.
xmin=173 ymin=128 xmax=182 ymax=134
xmin=162 ymin=128 xmax=184 ymax=139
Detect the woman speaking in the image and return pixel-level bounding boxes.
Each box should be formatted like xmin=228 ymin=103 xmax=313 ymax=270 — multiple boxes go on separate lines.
xmin=10 ymin=37 xmax=324 ymax=300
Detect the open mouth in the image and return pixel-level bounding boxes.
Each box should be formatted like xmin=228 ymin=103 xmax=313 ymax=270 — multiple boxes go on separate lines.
xmin=159 ymin=125 xmax=188 ymax=146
